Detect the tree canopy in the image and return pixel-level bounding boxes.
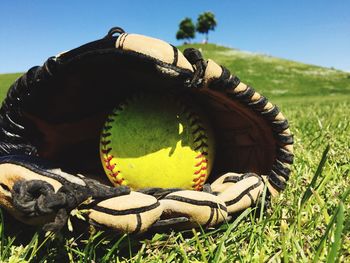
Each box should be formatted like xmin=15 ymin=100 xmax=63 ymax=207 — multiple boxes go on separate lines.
xmin=196 ymin=12 xmax=217 ymax=43
xmin=176 ymin=18 xmax=195 ymax=44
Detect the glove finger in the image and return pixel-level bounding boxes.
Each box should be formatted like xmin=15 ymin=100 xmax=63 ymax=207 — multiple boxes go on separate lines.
xmin=218 ymin=174 xmax=264 ymax=214
xmin=160 ymin=190 xmax=228 ymax=228
xmin=88 ymin=191 xmax=162 ymax=234
xmin=210 ymin=172 xmax=246 ymax=194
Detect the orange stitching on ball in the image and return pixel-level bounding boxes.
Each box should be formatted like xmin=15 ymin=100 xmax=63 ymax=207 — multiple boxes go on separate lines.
xmin=193 ymin=173 xmax=207 ymax=183
xmin=194 ymin=166 xmax=208 ymax=175
xmin=186 ymin=103 xmax=210 ymax=191
xmin=195 ymin=159 xmax=208 ymax=167
xmin=101 ymin=115 xmax=124 ymax=186
xmin=103 ymin=153 xmax=124 ymax=185
xmin=195 ymin=153 xmax=204 ymax=158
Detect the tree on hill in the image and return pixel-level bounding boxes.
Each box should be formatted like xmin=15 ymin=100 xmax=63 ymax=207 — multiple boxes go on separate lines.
xmin=176 ymin=18 xmax=195 ymax=44
xmin=196 ymin=12 xmax=217 ymax=44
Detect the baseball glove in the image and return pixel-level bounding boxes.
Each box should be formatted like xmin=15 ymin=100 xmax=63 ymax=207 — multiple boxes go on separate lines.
xmin=0 ymin=27 xmax=293 ymax=233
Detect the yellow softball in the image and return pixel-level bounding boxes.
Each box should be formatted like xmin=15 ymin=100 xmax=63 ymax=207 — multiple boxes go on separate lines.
xmin=100 ymin=93 xmax=215 ymax=190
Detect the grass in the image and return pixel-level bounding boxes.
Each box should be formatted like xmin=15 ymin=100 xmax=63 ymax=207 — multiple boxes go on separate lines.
xmin=0 ymin=44 xmax=349 ymax=262
xmin=0 ymin=73 xmax=22 ymax=100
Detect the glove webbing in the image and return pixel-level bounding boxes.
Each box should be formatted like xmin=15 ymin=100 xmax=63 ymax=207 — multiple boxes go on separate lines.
xmin=12 ymin=178 xmax=130 ymax=231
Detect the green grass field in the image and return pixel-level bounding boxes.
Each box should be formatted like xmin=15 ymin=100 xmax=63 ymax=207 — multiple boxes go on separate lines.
xmin=0 ymin=44 xmax=349 ymax=262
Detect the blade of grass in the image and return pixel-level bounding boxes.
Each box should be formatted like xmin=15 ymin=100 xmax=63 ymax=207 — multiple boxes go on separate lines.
xmin=28 ymin=231 xmax=55 ymax=262
xmin=178 ymin=243 xmax=190 ymax=263
xmin=67 ymin=247 xmax=86 ymax=257
xmin=311 ymin=188 xmax=330 ymax=224
xmin=313 ymin=169 xmax=334 ymax=194
xmin=102 ymin=234 xmax=127 ymax=262
xmin=127 ymin=234 xmax=132 ymax=260
xmin=281 ymin=215 xmax=289 ymax=263
xmin=166 ymin=251 xmax=177 ymax=263
xmin=301 ymin=145 xmax=330 ymax=206
xmin=212 ymin=208 xmax=252 ymax=262
xmin=313 ymin=189 xmax=349 ymax=263
xmin=259 ymin=247 xmax=265 ymax=263
xmin=135 ymin=243 xmax=146 ymax=263
xmin=294 ymin=239 xmax=307 ymax=262
xmin=83 ymin=231 xmax=104 ymax=263
xmin=197 ymin=224 xmax=215 ymax=258
xmin=21 ymin=232 xmax=39 ymax=260
xmin=326 ymin=201 xmax=344 ymax=263
xmin=88 ymin=232 xmax=109 ymax=262
xmin=2 ymin=236 xmax=15 ymax=260
xmin=192 ymin=228 xmax=208 ymax=263
xmin=259 ymin=183 xmax=268 ymax=222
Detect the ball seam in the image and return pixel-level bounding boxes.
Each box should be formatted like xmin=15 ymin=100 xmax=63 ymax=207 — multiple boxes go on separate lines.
xmin=179 ymin=98 xmax=209 ymax=191
xmin=100 ymin=106 xmax=126 ymax=186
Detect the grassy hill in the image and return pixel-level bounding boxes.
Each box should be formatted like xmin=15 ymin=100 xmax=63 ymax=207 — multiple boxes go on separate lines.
xmin=179 ymin=44 xmax=350 ymax=101
xmin=0 ymin=45 xmax=349 ymax=262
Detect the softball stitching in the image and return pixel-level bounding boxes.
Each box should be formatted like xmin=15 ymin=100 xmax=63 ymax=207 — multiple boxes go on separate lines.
xmin=179 ymin=100 xmax=209 ymax=190
xmin=101 ymin=105 xmax=126 ymax=186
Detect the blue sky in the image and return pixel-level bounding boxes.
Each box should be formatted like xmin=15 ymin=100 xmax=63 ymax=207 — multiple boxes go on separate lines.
xmin=0 ymin=0 xmax=349 ymax=73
